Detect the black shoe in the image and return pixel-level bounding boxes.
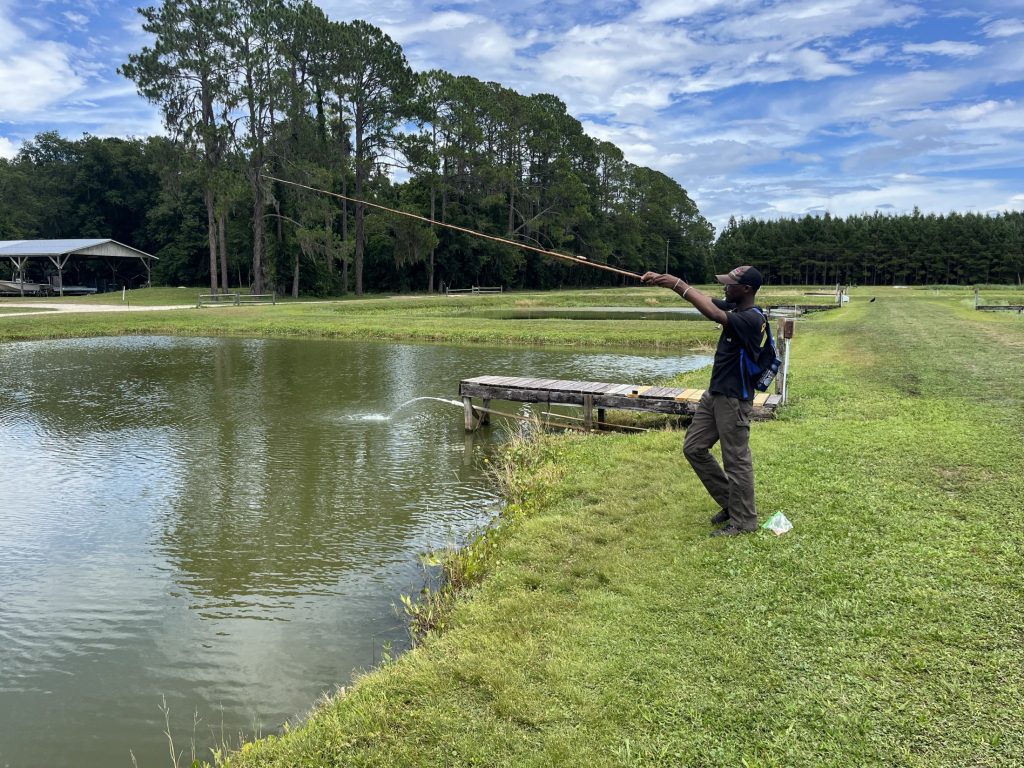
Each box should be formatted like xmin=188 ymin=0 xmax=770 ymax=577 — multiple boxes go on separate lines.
xmin=710 ymin=524 xmax=754 ymax=538
xmin=710 ymin=509 xmax=730 ymax=525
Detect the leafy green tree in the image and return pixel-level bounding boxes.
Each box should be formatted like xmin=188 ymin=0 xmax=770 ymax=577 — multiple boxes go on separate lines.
xmin=121 ymin=0 xmax=236 ymax=295
xmin=330 ymin=19 xmax=414 ymax=294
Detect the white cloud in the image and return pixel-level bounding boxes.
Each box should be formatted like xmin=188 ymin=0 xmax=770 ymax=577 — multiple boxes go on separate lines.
xmin=634 ymin=0 xmax=752 ymax=23
xmin=677 ymin=46 xmax=855 ymax=95
xmin=0 ymin=40 xmax=85 ymax=114
xmin=0 ymin=136 xmax=20 ymax=159
xmin=903 ymin=40 xmax=984 ymax=57
xmin=390 ymin=10 xmax=477 ymax=34
xmin=0 ymin=4 xmax=86 ymax=116
xmin=462 ymin=26 xmax=526 ymax=63
xmin=62 ymin=11 xmax=89 ymax=29
xmin=983 ymin=18 xmax=1024 ymax=38
xmin=681 ymin=140 xmax=784 ymax=177
xmin=377 ymin=9 xmax=538 ymax=80
xmin=897 ymin=99 xmax=1023 ymax=130
xmin=766 ymin=175 xmax=1012 ymax=220
xmin=708 ymin=0 xmax=921 ymax=44
xmin=831 ymin=69 xmax=973 ymax=118
xmin=316 ymin=0 xmax=417 ymax=26
xmin=786 ymin=151 xmax=824 ymax=164
xmin=837 ymin=43 xmax=890 ymax=64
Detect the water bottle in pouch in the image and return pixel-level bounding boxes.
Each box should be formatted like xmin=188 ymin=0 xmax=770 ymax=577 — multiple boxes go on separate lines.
xmin=754 ymin=357 xmax=779 ymax=392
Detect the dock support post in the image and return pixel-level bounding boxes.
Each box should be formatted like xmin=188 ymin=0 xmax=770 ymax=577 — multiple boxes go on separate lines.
xmin=777 ymin=319 xmax=795 ymax=405
xmin=463 ymin=396 xmax=477 ymax=431
xmin=583 ymin=394 xmax=594 ymax=430
xmin=597 ymin=407 xmax=606 ymax=430
xmin=481 ymin=398 xmax=491 ymax=426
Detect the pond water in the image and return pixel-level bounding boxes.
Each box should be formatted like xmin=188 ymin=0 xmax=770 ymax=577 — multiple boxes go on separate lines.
xmin=0 ymin=336 xmax=712 ymax=768
xmin=472 ymin=306 xmax=703 ymax=321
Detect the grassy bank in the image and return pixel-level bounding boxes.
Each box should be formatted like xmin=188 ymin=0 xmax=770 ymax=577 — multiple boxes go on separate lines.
xmin=207 ymin=290 xmax=1022 ymax=767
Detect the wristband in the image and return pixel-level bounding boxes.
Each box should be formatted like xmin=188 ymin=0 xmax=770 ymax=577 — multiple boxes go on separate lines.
xmin=673 ymin=278 xmax=681 ymax=291
xmin=682 ymin=286 xmax=691 ymax=299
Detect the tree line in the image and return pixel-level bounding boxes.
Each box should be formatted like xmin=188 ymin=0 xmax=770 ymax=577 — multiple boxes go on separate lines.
xmin=0 ymin=0 xmax=711 ymax=296
xmin=715 ymin=210 xmax=1024 ymax=286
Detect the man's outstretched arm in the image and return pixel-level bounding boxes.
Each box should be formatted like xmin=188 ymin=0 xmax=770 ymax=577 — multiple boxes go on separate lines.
xmin=640 ymin=272 xmax=729 ymax=325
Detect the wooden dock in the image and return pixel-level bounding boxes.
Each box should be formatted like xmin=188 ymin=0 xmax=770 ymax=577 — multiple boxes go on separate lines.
xmin=459 ymin=376 xmax=782 ymax=430
xmin=974 ymin=288 xmax=1023 ymax=312
xmin=764 ymin=304 xmax=839 ymax=314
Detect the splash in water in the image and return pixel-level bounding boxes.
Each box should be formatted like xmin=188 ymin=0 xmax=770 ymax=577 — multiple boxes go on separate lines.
xmin=390 ymin=396 xmax=464 ymax=415
xmin=346 ymin=396 xmax=464 ymax=423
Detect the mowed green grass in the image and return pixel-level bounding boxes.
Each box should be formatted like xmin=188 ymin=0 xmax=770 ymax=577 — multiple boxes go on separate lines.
xmin=199 ymin=292 xmax=1024 ymax=767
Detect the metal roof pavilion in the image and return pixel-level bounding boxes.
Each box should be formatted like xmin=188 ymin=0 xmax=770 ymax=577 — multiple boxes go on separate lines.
xmin=0 ymin=239 xmax=157 ymax=296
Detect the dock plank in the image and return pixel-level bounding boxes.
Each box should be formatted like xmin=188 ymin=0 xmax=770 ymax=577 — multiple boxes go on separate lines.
xmin=604 ymin=384 xmax=636 ymax=396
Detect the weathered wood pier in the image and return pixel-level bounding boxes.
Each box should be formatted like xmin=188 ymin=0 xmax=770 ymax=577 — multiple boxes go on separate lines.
xmin=459 ymin=317 xmax=795 ymax=432
xmin=974 ymin=287 xmax=1024 ymax=312
xmin=459 ymin=377 xmax=782 ymax=431
xmin=764 ymin=303 xmax=840 ymax=315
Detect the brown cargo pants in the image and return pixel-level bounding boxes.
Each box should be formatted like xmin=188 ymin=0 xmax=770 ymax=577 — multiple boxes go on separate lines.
xmin=683 ymin=391 xmax=757 ymax=531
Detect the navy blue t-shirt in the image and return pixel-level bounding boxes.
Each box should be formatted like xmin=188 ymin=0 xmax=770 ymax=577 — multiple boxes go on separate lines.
xmin=708 ymin=305 xmax=767 ymax=400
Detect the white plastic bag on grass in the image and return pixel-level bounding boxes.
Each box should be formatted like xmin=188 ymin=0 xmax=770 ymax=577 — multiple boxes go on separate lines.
xmin=762 ymin=512 xmax=793 ymax=535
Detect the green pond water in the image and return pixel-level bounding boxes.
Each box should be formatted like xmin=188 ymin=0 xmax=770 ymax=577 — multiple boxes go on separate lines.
xmin=0 ymin=336 xmax=712 ymax=768
xmin=472 ymin=306 xmax=704 ymax=321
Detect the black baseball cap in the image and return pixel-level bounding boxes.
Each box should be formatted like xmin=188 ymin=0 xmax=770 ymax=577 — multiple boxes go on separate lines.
xmin=716 ymin=265 xmax=763 ymax=289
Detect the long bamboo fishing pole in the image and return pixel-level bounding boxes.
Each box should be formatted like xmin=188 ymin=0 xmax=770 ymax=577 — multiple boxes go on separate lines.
xmin=261 ymin=173 xmax=643 ymax=280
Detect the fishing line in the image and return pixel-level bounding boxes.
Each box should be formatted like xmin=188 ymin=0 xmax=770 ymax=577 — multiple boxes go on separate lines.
xmin=261 ymin=173 xmax=643 ymax=280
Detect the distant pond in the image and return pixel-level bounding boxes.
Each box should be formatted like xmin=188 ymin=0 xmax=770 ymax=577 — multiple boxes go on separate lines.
xmin=472 ymin=306 xmax=704 ymax=321
xmin=0 ymin=336 xmax=712 ymax=767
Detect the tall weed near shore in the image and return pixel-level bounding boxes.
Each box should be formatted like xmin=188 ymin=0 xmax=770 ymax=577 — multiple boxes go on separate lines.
xmin=401 ymin=430 xmax=568 ymax=641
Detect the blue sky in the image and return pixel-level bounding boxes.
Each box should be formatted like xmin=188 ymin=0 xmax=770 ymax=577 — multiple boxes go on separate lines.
xmin=1 ymin=0 xmax=1022 ymax=233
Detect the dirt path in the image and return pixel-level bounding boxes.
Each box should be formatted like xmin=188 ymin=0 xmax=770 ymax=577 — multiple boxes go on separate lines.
xmin=0 ymin=301 xmax=195 ymax=318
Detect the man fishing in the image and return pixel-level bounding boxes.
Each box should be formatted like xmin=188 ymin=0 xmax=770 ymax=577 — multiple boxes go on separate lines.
xmin=641 ymin=265 xmax=766 ymax=537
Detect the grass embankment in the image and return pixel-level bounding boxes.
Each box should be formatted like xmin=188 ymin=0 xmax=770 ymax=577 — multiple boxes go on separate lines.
xmin=213 ymin=291 xmax=1023 ymax=767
